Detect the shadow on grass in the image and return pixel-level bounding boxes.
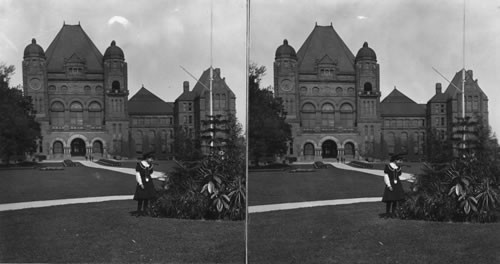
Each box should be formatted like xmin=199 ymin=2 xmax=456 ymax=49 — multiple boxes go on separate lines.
xmin=248 ymin=202 xmax=500 ymax=264
xmin=0 ymin=200 xmax=244 ymax=263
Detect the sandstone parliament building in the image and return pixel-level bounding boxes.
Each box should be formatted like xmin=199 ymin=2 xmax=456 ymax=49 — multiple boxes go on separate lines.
xmin=274 ymin=23 xmax=488 ymax=161
xmin=22 ymin=23 xmax=235 ymax=160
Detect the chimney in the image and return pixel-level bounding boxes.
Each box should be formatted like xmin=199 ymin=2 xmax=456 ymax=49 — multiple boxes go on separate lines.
xmin=183 ymin=81 xmax=189 ymax=93
xmin=466 ymin=70 xmax=473 ymax=80
xmin=435 ymin=83 xmax=442 ymax=94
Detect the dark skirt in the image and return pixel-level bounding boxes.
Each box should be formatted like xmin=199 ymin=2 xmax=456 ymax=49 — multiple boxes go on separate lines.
xmin=382 ymin=182 xmax=405 ymax=202
xmin=133 ymin=180 xmax=156 ymax=200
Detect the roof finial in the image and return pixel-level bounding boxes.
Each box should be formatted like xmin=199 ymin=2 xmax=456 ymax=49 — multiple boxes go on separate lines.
xmin=315 ymin=22 xmax=318 ymax=26
xmin=330 ymin=22 xmax=333 ymax=26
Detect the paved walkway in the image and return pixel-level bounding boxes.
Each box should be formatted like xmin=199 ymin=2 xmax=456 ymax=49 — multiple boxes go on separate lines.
xmin=324 ymin=161 xmax=415 ymax=182
xmin=1 ymin=160 xmax=404 ymax=213
xmin=0 ymin=195 xmax=133 ymax=212
xmin=249 ymin=197 xmax=381 ymax=213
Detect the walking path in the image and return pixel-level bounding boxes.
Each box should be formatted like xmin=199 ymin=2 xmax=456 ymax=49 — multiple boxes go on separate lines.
xmin=0 ymin=195 xmax=132 ymax=212
xmin=249 ymin=197 xmax=382 ymax=213
xmin=1 ymin=160 xmax=409 ymax=213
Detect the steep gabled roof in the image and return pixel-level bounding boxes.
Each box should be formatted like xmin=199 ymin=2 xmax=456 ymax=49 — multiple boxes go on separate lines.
xmin=129 ymin=87 xmax=173 ymax=115
xmin=444 ymin=69 xmax=488 ymax=99
xmin=45 ymin=24 xmax=104 ymax=72
xmin=428 ymin=92 xmax=449 ymax=103
xmin=380 ymin=88 xmax=426 ymax=117
xmin=191 ymin=67 xmax=235 ymax=98
xmin=176 ymin=90 xmax=198 ymax=101
xmin=296 ymin=25 xmax=355 ymax=74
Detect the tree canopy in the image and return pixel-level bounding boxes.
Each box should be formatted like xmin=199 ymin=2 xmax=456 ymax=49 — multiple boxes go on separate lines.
xmin=0 ymin=64 xmax=41 ymax=163
xmin=248 ymin=63 xmax=291 ymax=165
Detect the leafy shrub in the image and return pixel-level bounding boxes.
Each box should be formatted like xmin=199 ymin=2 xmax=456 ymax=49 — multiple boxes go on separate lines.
xmin=63 ymin=160 xmax=80 ymax=167
xmin=152 ymin=148 xmax=246 ymax=221
xmin=400 ymin=154 xmax=500 ymax=223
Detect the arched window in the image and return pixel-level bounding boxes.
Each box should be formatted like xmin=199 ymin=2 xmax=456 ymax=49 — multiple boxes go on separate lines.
xmin=69 ymin=102 xmax=83 ymax=126
xmin=221 ymin=94 xmax=226 ymax=109
xmin=401 ymin=132 xmax=408 ymax=153
xmin=413 ymin=132 xmax=419 ymax=155
xmin=364 ymin=82 xmax=373 ymax=92
xmin=336 ymin=87 xmax=343 ymax=95
xmin=92 ymin=141 xmax=103 ymax=154
xmin=53 ymin=141 xmax=63 ymax=154
xmin=214 ymin=93 xmax=220 ymax=110
xmin=112 ymin=81 xmax=120 ymax=93
xmin=136 ymin=130 xmax=143 ymax=153
xmin=339 ymin=103 xmax=354 ymax=127
xmin=387 ymin=132 xmax=395 ymax=154
xmin=348 ymin=87 xmax=355 ymax=95
xmin=50 ymin=101 xmax=65 ymax=127
xmin=161 ymin=130 xmax=167 ymax=153
xmin=473 ymin=96 xmax=479 ymax=111
xmin=304 ymin=143 xmax=315 ymax=156
xmin=321 ymin=103 xmax=334 ymax=127
xmin=88 ymin=101 xmax=102 ymax=126
xmin=300 ymin=87 xmax=307 ymax=95
xmin=345 ymin=142 xmax=355 ymax=158
xmin=302 ymin=103 xmax=316 ymax=128
xmin=149 ymin=130 xmax=156 ymax=152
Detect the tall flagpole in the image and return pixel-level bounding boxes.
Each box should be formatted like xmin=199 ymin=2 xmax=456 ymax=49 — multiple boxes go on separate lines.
xmin=462 ymin=0 xmax=466 ymax=120
xmin=461 ymin=0 xmax=466 ymax=151
xmin=209 ymin=0 xmax=214 ymax=150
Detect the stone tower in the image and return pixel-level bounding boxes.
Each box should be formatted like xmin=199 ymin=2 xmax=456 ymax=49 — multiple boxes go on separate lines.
xmin=103 ymin=40 xmax=129 ymax=155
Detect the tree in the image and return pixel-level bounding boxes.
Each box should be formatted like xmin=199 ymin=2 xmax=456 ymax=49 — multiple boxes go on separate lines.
xmin=173 ymin=125 xmax=202 ymax=161
xmin=154 ymin=114 xmax=246 ymax=220
xmin=0 ymin=64 xmax=41 ymax=164
xmin=248 ymin=63 xmax=292 ymax=165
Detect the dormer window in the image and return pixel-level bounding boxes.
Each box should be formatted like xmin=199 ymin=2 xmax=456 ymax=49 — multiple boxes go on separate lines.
xmin=64 ymin=53 xmax=86 ymax=77
xmin=316 ymin=55 xmax=338 ymax=80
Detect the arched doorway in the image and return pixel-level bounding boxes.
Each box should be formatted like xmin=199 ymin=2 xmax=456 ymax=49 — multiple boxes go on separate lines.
xmin=53 ymin=141 xmax=64 ymax=158
xmin=92 ymin=141 xmax=103 ymax=157
xmin=71 ymin=138 xmax=86 ymax=156
xmin=304 ymin=143 xmax=315 ymax=160
xmin=322 ymin=140 xmax=338 ymax=158
xmin=345 ymin=142 xmax=355 ymax=158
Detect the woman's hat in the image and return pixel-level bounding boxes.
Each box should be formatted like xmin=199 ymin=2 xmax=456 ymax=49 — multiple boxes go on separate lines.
xmin=390 ymin=153 xmax=406 ymax=162
xmin=142 ymin=152 xmax=155 ymax=160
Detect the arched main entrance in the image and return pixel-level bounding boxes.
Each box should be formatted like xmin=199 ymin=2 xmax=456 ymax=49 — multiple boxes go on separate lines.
xmin=322 ymin=140 xmax=338 ymax=158
xmin=71 ymin=138 xmax=86 ymax=156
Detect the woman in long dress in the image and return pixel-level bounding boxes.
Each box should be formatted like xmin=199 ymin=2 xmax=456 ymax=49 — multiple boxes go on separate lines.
xmin=133 ymin=152 xmax=157 ymax=216
xmin=382 ymin=154 xmax=405 ymax=218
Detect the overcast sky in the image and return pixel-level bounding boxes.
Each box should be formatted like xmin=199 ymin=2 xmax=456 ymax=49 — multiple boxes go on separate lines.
xmin=0 ymin=0 xmax=246 ymax=128
xmin=250 ymin=0 xmax=500 ymax=136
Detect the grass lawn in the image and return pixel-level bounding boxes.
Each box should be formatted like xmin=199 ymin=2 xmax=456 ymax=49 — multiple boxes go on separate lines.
xmin=249 ymin=166 xmax=412 ymax=206
xmin=248 ymin=203 xmax=500 ymax=264
xmin=0 ymin=166 xmax=142 ymax=204
xmin=0 ymin=200 xmax=244 ymax=263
